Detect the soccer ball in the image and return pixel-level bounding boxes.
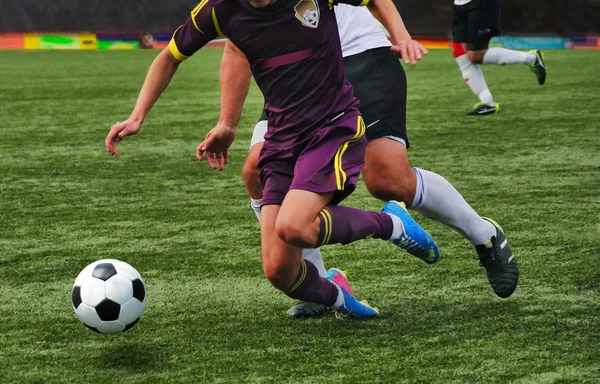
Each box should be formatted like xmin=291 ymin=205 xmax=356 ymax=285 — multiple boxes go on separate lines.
xmin=303 ymin=9 xmax=318 ymax=25
xmin=71 ymin=259 xmax=147 ymax=334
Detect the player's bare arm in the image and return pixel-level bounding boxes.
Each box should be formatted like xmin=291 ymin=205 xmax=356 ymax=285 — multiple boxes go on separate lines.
xmin=367 ymin=0 xmax=428 ymax=65
xmin=105 ymin=48 xmax=181 ymax=157
xmin=218 ymin=40 xmax=252 ymax=129
xmin=196 ymin=41 xmax=251 ymax=171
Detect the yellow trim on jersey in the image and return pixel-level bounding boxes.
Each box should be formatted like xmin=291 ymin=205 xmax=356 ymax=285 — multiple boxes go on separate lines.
xmin=168 ymin=38 xmax=189 ymax=62
xmin=287 ymin=259 xmax=307 ymax=293
xmin=359 ymin=0 xmax=371 ymax=6
xmin=191 ymin=0 xmax=210 ymax=32
xmin=334 ymin=116 xmax=365 ymax=190
xmin=212 ymin=8 xmax=226 ymax=38
xmin=320 ymin=208 xmax=333 ymax=245
xmin=328 ymin=0 xmax=334 ymax=10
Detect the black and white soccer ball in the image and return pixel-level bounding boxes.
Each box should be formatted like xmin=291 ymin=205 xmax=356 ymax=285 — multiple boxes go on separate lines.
xmin=303 ymin=9 xmax=318 ymax=24
xmin=72 ymin=259 xmax=147 ymax=334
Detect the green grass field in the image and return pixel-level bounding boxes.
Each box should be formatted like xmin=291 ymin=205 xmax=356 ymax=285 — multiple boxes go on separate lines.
xmin=0 ymin=48 xmax=599 ymax=383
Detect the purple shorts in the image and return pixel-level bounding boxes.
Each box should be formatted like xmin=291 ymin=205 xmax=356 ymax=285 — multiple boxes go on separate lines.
xmin=259 ymin=108 xmax=367 ymax=206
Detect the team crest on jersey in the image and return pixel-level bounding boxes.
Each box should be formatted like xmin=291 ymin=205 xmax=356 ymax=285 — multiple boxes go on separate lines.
xmin=295 ymin=0 xmax=320 ymax=28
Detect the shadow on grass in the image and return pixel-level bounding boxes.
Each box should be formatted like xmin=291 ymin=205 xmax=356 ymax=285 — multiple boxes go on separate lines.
xmin=94 ymin=342 xmax=164 ymax=373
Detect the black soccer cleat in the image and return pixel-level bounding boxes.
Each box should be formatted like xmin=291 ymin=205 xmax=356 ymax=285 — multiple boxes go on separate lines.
xmin=529 ymin=49 xmax=547 ymax=85
xmin=287 ymin=301 xmax=330 ymax=318
xmin=465 ymin=102 xmax=499 ymax=116
xmin=475 ymin=219 xmax=519 ymax=298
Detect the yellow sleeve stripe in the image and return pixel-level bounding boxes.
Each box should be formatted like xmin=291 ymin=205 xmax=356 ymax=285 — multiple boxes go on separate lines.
xmin=168 ymin=38 xmax=189 ymax=61
xmin=212 ymin=8 xmax=226 ymax=38
xmin=191 ymin=0 xmax=210 ymax=32
xmin=359 ymin=0 xmax=370 ymax=5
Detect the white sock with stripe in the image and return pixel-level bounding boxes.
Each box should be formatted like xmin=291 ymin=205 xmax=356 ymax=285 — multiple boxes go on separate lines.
xmin=483 ymin=48 xmax=536 ymax=65
xmin=410 ymin=168 xmax=496 ymax=247
xmin=250 ymin=199 xmax=326 ymax=277
xmin=456 ymin=54 xmax=495 ymax=106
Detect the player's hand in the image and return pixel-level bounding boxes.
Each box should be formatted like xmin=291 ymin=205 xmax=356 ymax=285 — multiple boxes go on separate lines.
xmin=196 ymin=122 xmax=236 ymax=171
xmin=105 ymin=119 xmax=142 ymax=157
xmin=391 ymin=39 xmax=428 ymax=65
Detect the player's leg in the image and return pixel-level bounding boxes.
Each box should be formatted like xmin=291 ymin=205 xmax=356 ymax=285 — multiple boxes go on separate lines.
xmin=452 ymin=1 xmax=498 ymax=115
xmin=466 ymin=0 xmax=546 ymax=85
xmin=345 ymin=46 xmax=517 ymax=297
xmin=453 ymin=42 xmax=498 ymax=115
xmin=242 ymin=115 xmax=329 ymax=317
xmin=261 ymin=160 xmax=382 ymax=319
xmin=273 ymin=112 xmax=438 ymax=263
xmin=260 ymin=204 xmax=341 ymax=308
xmin=363 ymin=139 xmax=518 ymax=298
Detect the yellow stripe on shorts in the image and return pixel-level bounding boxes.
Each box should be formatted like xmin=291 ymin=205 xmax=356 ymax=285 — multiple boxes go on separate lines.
xmin=334 ymin=116 xmax=366 ymax=190
xmin=191 ymin=0 xmax=210 ymax=32
xmin=212 ymin=8 xmax=226 ymax=38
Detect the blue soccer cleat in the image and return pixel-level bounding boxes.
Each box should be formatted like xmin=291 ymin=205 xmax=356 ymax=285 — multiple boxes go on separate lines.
xmin=382 ymin=201 xmax=440 ymax=264
xmin=326 ymin=269 xmax=379 ymax=320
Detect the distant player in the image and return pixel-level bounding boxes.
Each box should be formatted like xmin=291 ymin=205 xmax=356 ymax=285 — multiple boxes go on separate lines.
xmin=223 ymin=5 xmax=519 ymax=318
xmin=452 ymin=0 xmax=547 ymax=115
xmin=105 ymin=0 xmax=438 ymax=319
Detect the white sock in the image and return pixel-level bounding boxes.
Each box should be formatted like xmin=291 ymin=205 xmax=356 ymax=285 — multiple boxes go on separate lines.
xmin=456 ymin=54 xmax=495 ymax=106
xmin=411 ymin=168 xmax=496 ymax=247
xmin=250 ymin=199 xmax=261 ymax=221
xmin=332 ymin=284 xmax=344 ymax=310
xmin=302 ymin=248 xmax=326 ymax=277
xmin=250 ymin=199 xmax=326 ymax=277
xmin=384 ymin=213 xmax=404 ymax=241
xmin=483 ymin=48 xmax=536 ymax=65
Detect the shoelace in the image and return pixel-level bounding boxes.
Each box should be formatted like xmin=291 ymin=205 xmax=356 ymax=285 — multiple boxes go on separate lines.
xmin=396 ymin=236 xmax=425 ymax=254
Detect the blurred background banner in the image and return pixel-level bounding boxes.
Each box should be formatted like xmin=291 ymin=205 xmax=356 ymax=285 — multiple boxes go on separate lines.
xmin=0 ymin=0 xmax=599 ymax=50
xmin=1 ymin=0 xmax=599 ymax=35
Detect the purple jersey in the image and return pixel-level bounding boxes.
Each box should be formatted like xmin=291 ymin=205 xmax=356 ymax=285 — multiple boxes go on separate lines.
xmin=170 ymin=0 xmax=370 ymax=153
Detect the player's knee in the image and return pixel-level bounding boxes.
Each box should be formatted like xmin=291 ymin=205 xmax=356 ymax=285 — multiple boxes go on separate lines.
xmin=467 ymin=50 xmax=485 ymax=64
xmin=242 ymin=159 xmax=260 ymax=189
xmin=262 ymin=260 xmax=291 ymax=291
xmin=275 ymin=218 xmax=309 ymax=248
xmin=364 ymin=166 xmax=417 ymax=205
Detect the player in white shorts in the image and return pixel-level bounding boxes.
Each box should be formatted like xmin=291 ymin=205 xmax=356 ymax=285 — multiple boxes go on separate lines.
xmin=219 ymin=4 xmax=518 ymax=317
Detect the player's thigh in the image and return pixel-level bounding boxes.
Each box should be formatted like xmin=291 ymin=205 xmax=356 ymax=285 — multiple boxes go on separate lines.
xmin=344 ymin=47 xmax=409 ymax=147
xmin=260 ymin=204 xmax=303 ymax=287
xmin=242 ymin=142 xmax=264 ymax=195
xmin=243 ymin=111 xmax=268 ymax=198
xmin=245 ymin=111 xmax=267 ymax=175
xmin=467 ymin=0 xmax=501 ymax=51
xmin=277 ymin=189 xmax=335 ymax=233
xmin=363 ymin=137 xmax=416 ymax=201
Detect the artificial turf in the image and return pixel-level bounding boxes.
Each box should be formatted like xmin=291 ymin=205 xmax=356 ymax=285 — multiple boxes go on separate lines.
xmin=0 ymin=48 xmax=599 ymax=383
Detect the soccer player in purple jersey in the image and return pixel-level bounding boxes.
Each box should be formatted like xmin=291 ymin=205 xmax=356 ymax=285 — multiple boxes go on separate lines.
xmin=231 ymin=4 xmax=519 ymax=319
xmin=105 ymin=0 xmax=437 ymax=319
